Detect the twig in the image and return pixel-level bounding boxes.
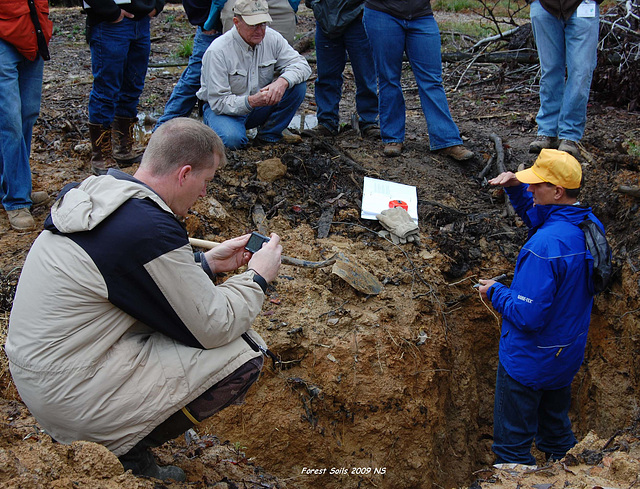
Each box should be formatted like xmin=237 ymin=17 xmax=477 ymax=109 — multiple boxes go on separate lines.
xmin=489 ymin=133 xmax=515 ymax=217
xmin=478 ymin=155 xmax=495 ymax=179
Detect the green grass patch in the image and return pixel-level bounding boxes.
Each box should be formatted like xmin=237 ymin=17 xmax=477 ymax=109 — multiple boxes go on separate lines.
xmin=438 ymin=19 xmax=495 ymax=38
xmin=176 ymin=38 xmax=194 ymax=59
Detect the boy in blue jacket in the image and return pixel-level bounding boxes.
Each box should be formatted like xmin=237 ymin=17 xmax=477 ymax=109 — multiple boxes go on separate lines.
xmin=478 ymin=149 xmax=603 ymax=466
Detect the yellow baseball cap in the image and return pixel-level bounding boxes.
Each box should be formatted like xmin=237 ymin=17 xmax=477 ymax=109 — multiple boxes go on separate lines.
xmin=233 ymin=0 xmax=272 ymax=25
xmin=516 ymin=149 xmax=582 ymax=189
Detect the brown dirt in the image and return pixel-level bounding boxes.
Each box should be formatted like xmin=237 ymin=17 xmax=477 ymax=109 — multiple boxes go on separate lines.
xmin=1 ymin=5 xmax=640 ymax=489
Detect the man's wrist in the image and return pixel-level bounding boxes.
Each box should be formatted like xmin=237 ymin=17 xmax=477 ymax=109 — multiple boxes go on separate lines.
xmin=247 ymin=268 xmax=268 ymax=293
xmin=195 ymin=252 xmax=216 ymax=280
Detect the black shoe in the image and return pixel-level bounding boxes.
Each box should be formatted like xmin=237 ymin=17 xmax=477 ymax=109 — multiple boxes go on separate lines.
xmin=119 ymin=446 xmax=186 ymax=482
xmin=361 ymin=125 xmax=381 ymax=139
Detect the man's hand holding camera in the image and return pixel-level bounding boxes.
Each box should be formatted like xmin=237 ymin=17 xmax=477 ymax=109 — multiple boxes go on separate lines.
xmin=202 ymin=233 xmax=282 ymax=282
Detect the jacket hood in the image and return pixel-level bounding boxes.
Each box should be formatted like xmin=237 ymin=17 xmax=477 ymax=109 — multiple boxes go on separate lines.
xmin=47 ymin=170 xmax=171 ymax=234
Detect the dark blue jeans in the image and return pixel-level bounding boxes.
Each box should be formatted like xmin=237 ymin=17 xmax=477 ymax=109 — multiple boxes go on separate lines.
xmin=154 ymin=26 xmax=220 ymax=130
xmin=314 ymin=18 xmax=378 ymax=134
xmin=0 ymin=40 xmax=43 ymax=211
xmin=88 ymin=17 xmax=151 ymax=125
xmin=362 ymin=8 xmax=463 ymax=149
xmin=202 ymin=82 xmax=306 ymax=149
xmin=493 ymin=362 xmax=577 ymax=465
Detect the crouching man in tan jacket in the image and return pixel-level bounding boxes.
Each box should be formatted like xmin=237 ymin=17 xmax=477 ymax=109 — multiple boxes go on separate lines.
xmin=5 ymin=118 xmax=282 ymax=481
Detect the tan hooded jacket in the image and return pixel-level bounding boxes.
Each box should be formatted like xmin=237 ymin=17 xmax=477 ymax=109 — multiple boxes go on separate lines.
xmin=5 ymin=171 xmax=265 ymax=456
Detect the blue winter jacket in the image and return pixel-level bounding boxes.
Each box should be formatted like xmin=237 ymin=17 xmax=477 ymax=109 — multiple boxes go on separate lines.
xmin=488 ymin=184 xmax=603 ymax=390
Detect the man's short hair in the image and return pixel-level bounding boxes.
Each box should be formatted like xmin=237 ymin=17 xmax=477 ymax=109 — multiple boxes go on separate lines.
xmin=141 ymin=118 xmax=227 ymax=175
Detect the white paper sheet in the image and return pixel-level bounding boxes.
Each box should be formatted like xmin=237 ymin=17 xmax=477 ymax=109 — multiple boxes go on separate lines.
xmin=360 ymin=177 xmax=418 ymax=223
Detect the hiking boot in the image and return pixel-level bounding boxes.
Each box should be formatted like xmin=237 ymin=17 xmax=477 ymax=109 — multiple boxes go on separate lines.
xmin=88 ymin=123 xmax=112 ymax=175
xmin=7 ymin=208 xmax=36 ymax=231
xmin=119 ymin=446 xmax=186 ymax=482
xmin=558 ymin=139 xmax=581 ymax=159
xmin=281 ymin=128 xmax=302 ymax=145
xmin=302 ymin=124 xmax=335 ymax=138
xmin=383 ymin=142 xmax=403 ymax=157
xmin=112 ymin=116 xmax=143 ymax=167
xmin=31 ymin=191 xmax=50 ymax=207
xmin=437 ymin=145 xmax=474 ymax=161
xmin=529 ymin=135 xmax=558 ymax=154
xmin=361 ymin=125 xmax=381 ymax=139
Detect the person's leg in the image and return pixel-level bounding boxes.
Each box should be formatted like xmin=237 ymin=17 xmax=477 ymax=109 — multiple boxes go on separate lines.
xmin=404 ymin=15 xmax=463 ymax=150
xmin=132 ymin=357 xmax=264 ymax=448
xmin=88 ymin=20 xmax=133 ymax=126
xmin=492 ymin=362 xmax=540 ymax=465
xmin=314 ymin=23 xmax=347 ymax=134
xmin=362 ymin=7 xmax=406 ymax=144
xmin=115 ymin=16 xmax=151 ymax=119
xmin=344 ymin=18 xmax=379 ymax=131
xmin=0 ymin=40 xmax=43 ymax=211
xmin=119 ymin=356 xmax=263 ymax=481
xmin=530 ymin=0 xmax=566 ymax=138
xmin=252 ymin=82 xmax=306 ymax=142
xmin=558 ymin=5 xmax=600 ymax=142
xmin=202 ymin=103 xmax=249 ymax=149
xmin=535 ymin=384 xmax=577 ymax=460
xmin=154 ymin=27 xmax=220 ymax=130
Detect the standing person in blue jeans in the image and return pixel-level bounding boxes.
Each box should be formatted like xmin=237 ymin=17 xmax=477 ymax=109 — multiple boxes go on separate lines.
xmin=0 ymin=0 xmax=52 ymax=231
xmin=478 ymin=149 xmax=603 ymax=465
xmin=84 ymin=0 xmax=164 ymax=175
xmin=197 ymin=0 xmax=310 ymax=149
xmin=154 ymin=0 xmax=299 ymax=132
xmin=303 ymin=0 xmax=379 ymax=139
xmin=528 ymin=0 xmax=601 ymax=159
xmin=362 ymin=1 xmax=473 ymax=160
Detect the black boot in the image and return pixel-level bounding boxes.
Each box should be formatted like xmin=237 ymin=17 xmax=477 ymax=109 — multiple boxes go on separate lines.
xmin=118 ymin=444 xmax=186 ymax=482
xmin=112 ymin=116 xmax=143 ymax=167
xmin=88 ymin=123 xmax=112 ymax=175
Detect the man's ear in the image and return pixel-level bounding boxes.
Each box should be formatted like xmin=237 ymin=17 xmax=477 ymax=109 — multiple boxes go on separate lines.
xmin=178 ymin=165 xmax=192 ymax=186
xmin=554 ymin=185 xmax=566 ymax=201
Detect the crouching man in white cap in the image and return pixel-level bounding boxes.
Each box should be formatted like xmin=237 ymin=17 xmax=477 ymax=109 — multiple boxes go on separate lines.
xmin=197 ymin=0 xmax=311 ymax=148
xmin=478 ymin=149 xmax=605 ymax=466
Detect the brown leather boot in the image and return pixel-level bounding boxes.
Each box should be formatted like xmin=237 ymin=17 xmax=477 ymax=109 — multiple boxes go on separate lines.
xmin=112 ymin=116 xmax=143 ymax=167
xmin=88 ymin=123 xmax=112 ymax=175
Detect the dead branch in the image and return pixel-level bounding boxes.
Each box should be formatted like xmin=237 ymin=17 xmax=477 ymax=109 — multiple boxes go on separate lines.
xmin=489 ymin=133 xmax=515 ymax=217
xmin=478 ymin=155 xmax=495 ymax=180
xmin=252 ymin=204 xmax=269 ymax=235
xmin=470 ymin=26 xmax=522 ymax=52
xmin=312 ymin=138 xmax=366 ymax=173
xmin=617 ymin=185 xmax=640 ymax=198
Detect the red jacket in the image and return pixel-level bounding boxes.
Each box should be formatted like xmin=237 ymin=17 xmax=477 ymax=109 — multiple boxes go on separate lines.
xmin=0 ymin=0 xmax=52 ymax=61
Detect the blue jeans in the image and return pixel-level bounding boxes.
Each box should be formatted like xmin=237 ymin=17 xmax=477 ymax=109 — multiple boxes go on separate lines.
xmin=493 ymin=362 xmax=577 ymax=465
xmin=154 ymin=27 xmax=220 ymax=130
xmin=88 ymin=17 xmax=151 ymax=125
xmin=314 ymin=18 xmax=378 ymax=134
xmin=362 ymin=8 xmax=462 ymax=149
xmin=530 ymin=0 xmax=599 ymax=142
xmin=202 ymin=82 xmax=306 ymax=149
xmin=0 ymin=40 xmax=43 ymax=211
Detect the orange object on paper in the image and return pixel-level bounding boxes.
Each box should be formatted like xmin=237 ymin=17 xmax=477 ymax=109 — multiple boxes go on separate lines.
xmin=388 ymin=200 xmax=409 ymax=211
